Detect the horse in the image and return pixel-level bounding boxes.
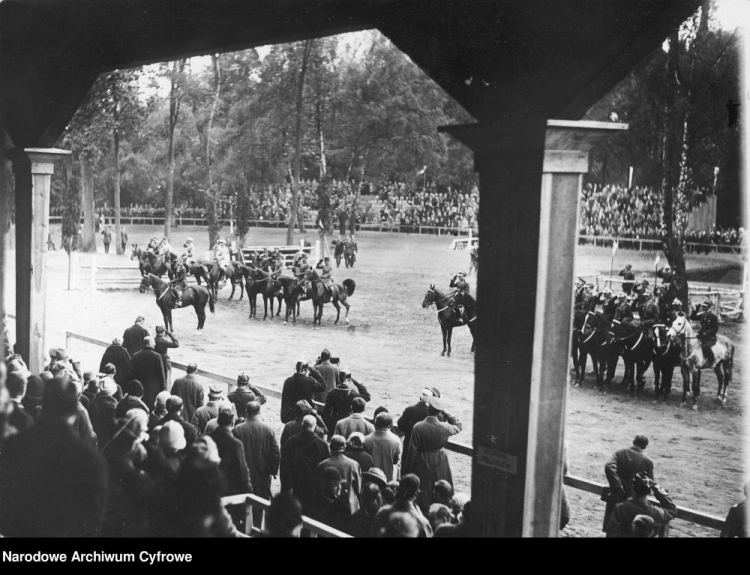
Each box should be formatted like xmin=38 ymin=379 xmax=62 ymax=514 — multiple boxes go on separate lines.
xmin=648 ymin=323 xmax=681 ymax=404
xmin=344 ymin=241 xmax=356 ymax=268
xmin=138 ymin=273 xmax=214 ymax=334
xmin=131 ymin=244 xmax=172 ymax=279
xmin=245 ymin=267 xmax=284 ymax=320
xmin=180 ymin=258 xmax=210 ymax=286
xmin=333 ymin=240 xmax=345 ymax=268
xmin=277 ymin=275 xmax=306 ymax=324
xmin=602 ymin=319 xmax=653 ymax=397
xmin=667 ymin=314 xmax=735 ymax=409
xmin=421 ymin=284 xmax=476 ymax=357
xmin=572 ymin=310 xmax=610 ymax=387
xmin=204 ymin=261 xmax=247 ymax=301
xmin=306 ymin=269 xmax=356 ymax=325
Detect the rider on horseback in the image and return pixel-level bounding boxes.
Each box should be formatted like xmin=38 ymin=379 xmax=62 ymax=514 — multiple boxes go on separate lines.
xmin=450 ymin=271 xmax=474 ymax=323
xmin=170 ymin=257 xmax=186 ymax=307
xmin=182 ymin=237 xmax=196 ymax=264
xmin=614 ymin=293 xmax=635 ymax=324
xmin=316 ymin=256 xmax=334 ymax=297
xmin=294 ymin=253 xmax=311 ymax=286
xmin=668 ymin=298 xmax=685 ymax=324
xmin=638 ymin=291 xmax=659 ymax=340
xmin=693 ymin=298 xmax=719 ymax=365
xmin=212 ymin=239 xmax=230 ymax=284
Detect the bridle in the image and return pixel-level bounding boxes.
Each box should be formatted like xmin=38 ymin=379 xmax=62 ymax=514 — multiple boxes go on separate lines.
xmin=424 ymin=287 xmax=456 ymax=313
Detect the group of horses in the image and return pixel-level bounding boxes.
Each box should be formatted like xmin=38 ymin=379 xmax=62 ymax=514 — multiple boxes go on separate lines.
xmin=571 ymin=289 xmax=735 ymax=410
xmin=132 ymin=243 xmax=356 ymax=334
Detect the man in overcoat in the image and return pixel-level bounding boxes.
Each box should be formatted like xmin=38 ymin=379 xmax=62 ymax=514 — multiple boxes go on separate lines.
xmin=122 ymin=316 xmax=149 ymax=358
xmin=313 ymin=349 xmax=339 ymax=404
xmin=280 ymin=415 xmax=330 ymax=511
xmin=232 ymin=401 xmax=280 ymax=500
xmin=317 ymin=435 xmax=362 ymax=515
xmin=99 ymin=337 xmax=132 ymax=387
xmin=602 ymin=434 xmax=654 ymax=532
xmin=405 ymin=395 xmax=462 ymax=512
xmin=170 ymin=362 xmax=204 ymax=424
xmin=130 ymin=336 xmax=166 ymax=409
xmin=280 ymin=359 xmax=327 ymax=423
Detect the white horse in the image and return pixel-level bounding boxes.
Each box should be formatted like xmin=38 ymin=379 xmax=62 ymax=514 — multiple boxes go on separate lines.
xmin=667 ymin=315 xmax=734 ymax=410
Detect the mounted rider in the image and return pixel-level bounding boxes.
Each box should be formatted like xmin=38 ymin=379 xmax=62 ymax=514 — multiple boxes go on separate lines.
xmin=602 ymin=290 xmax=624 ymax=319
xmin=212 ymin=238 xmax=230 ymax=279
xmin=638 ymin=291 xmax=659 ymax=340
xmin=316 ymin=256 xmax=335 ymax=297
xmin=450 ymin=271 xmax=475 ymax=323
xmin=294 ymin=253 xmax=311 ymax=287
xmin=271 ymin=248 xmax=285 ymax=273
xmin=613 ymin=293 xmax=635 ymax=324
xmin=182 ymin=237 xmax=196 ymax=265
xmin=691 ymin=297 xmax=719 ymax=365
xmin=668 ymin=298 xmax=686 ymax=325
xmin=169 ymin=256 xmax=186 ymax=307
xmin=657 ymin=265 xmax=674 ymax=286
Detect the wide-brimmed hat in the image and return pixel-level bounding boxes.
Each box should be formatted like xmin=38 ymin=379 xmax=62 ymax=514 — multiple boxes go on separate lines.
xmin=99 ymin=378 xmax=118 ymax=397
xmin=362 ymin=467 xmax=388 ymax=491
xmin=158 ymin=420 xmax=186 ymax=451
xmin=154 ymin=390 xmax=172 ymax=410
xmin=347 ymin=432 xmax=365 ymax=448
xmin=427 ymin=396 xmax=446 ymax=412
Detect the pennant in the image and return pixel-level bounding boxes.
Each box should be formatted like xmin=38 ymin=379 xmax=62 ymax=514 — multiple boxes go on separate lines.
xmin=611 ymin=240 xmax=618 ymax=256
xmin=654 ymin=254 xmax=661 ymax=267
xmin=318 ymin=220 xmax=324 ymax=230
xmin=417 ymin=165 xmax=427 ymax=176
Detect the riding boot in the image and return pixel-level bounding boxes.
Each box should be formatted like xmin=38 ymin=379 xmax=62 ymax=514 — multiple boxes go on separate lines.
xmin=173 ymin=289 xmax=182 ymax=306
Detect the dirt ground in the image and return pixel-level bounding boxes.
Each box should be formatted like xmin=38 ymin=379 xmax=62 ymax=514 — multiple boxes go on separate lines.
xmin=4 ymin=225 xmax=747 ymax=537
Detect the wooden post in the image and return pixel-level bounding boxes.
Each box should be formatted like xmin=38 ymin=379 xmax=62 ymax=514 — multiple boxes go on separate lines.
xmin=8 ymin=148 xmax=71 ymax=373
xmin=440 ymin=120 xmax=626 ymax=536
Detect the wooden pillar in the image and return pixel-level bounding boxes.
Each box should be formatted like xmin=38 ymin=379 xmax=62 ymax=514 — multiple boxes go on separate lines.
xmin=440 ymin=120 xmax=626 ymax=537
xmin=8 ymin=148 xmax=71 ymax=373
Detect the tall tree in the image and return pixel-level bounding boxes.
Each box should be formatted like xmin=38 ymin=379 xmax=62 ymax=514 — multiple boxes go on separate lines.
xmin=287 ymin=39 xmax=313 ymax=245
xmin=164 ymin=60 xmax=186 ymax=236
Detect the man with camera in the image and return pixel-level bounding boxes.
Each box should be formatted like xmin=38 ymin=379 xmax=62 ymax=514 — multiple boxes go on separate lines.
xmin=605 ymin=472 xmax=677 ymax=537
xmin=313 ymin=349 xmax=340 ymax=404
xmin=602 ymin=434 xmax=654 ymax=532
xmin=280 ymin=359 xmax=327 ymax=423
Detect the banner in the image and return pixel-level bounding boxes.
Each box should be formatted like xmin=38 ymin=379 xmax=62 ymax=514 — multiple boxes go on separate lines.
xmin=611 ymin=240 xmax=618 ymax=256
xmin=654 ymin=254 xmax=660 ymax=267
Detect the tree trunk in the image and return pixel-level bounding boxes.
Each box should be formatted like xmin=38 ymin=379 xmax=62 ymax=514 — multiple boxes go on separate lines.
xmin=317 ymin=98 xmax=327 ymax=178
xmin=165 ymin=60 xmax=185 ymax=237
xmin=80 ymin=155 xmax=97 ymax=252
xmin=113 ymin=128 xmax=123 ymax=254
xmin=287 ymin=39 xmax=313 ymax=246
xmin=205 ymin=56 xmax=223 ymax=249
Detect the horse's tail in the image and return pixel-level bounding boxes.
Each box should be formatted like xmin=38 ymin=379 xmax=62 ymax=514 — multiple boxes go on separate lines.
xmin=343 ymin=279 xmax=356 ymax=297
xmin=209 ymin=289 xmax=215 ymax=314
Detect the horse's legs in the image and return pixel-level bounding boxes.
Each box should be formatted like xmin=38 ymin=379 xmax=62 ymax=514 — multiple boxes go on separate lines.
xmin=276 ymin=295 xmax=282 ymax=316
xmin=196 ymin=303 xmax=206 ymax=331
xmin=653 ymin=363 xmax=662 ymax=403
xmin=692 ymin=369 xmax=701 ymax=410
xmin=262 ymin=295 xmax=269 ymax=320
xmin=440 ymin=324 xmax=448 ymax=356
xmin=229 ymin=278 xmax=236 ymax=300
xmin=446 ymin=326 xmax=453 ymax=357
xmin=680 ymin=364 xmax=691 ymax=407
xmin=635 ymin=359 xmax=646 ymax=398
xmin=577 ymin=349 xmax=588 ymax=386
xmin=713 ymin=364 xmax=724 ymax=402
xmin=332 ymin=300 xmax=341 ymax=324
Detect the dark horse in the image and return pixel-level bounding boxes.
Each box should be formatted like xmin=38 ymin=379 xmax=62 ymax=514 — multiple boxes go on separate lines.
xmin=277 ymin=275 xmax=305 ymax=325
xmin=306 ymin=269 xmax=356 ymax=325
xmin=180 ymin=258 xmax=210 ymax=286
xmin=205 ymin=261 xmax=247 ymax=301
xmin=603 ymin=319 xmax=653 ymax=397
xmin=245 ymin=267 xmax=284 ymax=320
xmin=648 ymin=323 xmax=681 ymax=404
xmin=572 ymin=310 xmax=611 ymax=387
xmin=139 ymin=273 xmax=215 ymax=334
xmin=421 ymin=284 xmax=476 ymax=357
xmin=131 ymin=244 xmax=173 ymax=279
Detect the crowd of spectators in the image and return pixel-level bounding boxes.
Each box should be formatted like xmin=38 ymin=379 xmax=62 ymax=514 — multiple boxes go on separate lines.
xmin=0 ymin=332 xmax=477 ymax=538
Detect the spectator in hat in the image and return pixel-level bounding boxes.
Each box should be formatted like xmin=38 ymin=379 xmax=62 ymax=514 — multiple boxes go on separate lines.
xmin=115 ymin=379 xmax=149 ymax=418
xmin=348 ymin=478 xmax=385 ymax=538
xmin=154 ymin=326 xmax=179 ymax=387
xmin=21 ymin=373 xmax=45 ymax=422
xmin=280 ymin=414 xmax=330 ymax=512
xmin=405 ymin=395 xmax=462 ymax=512
xmin=280 ymin=400 xmax=328 ymax=448
xmin=345 ymin=432 xmax=373 ymax=473
xmin=605 ymin=472 xmax=677 ymax=537
xmin=397 ymin=388 xmax=436 ymax=469
xmin=0 ymin=376 xmax=109 ymax=537
xmin=371 ymin=474 xmax=432 ymax=537
xmin=280 ymin=358 xmax=327 ymax=424
xmin=46 ymin=348 xmax=83 ymax=384
xmin=334 ymin=397 xmax=375 ymax=439
xmin=228 ymin=373 xmax=266 ymax=416
xmin=631 ymin=514 xmax=656 ymax=538
xmin=313 ymin=349 xmax=339 ymax=404
xmin=203 ymin=399 xmax=235 ymax=436
xmin=131 ymin=336 xmax=166 ymax=410
xmin=89 ymin=376 xmax=120 ymax=451
xmin=428 ymin=503 xmax=454 ymax=532
xmin=322 ymin=369 xmax=369 ymax=432
xmin=720 ymin=481 xmax=749 ymax=538
xmin=317 ymin=435 xmax=362 ymax=515
xmin=262 ymin=492 xmax=304 ymax=538
xmin=603 ymin=434 xmax=654 ymax=532
xmin=122 ymin=316 xmax=149 ymax=358
xmin=5 ymin=369 xmax=35 ymax=436
xmin=149 ymin=390 xmax=172 ymax=431
xmin=156 ymin=420 xmax=187 ymax=478
xmin=208 ymin=407 xmax=252 ymax=496
xmin=171 ymin=363 xmax=204 ymax=423
xmin=308 ymin=466 xmax=352 ymax=533
xmin=99 ymin=337 xmax=132 ymax=387
xmin=192 ymin=384 xmax=224 ymax=435
xmin=160 ymin=396 xmax=199 ymax=448
xmin=99 ymin=363 xmax=124 ymax=400
xmin=232 ymin=401 xmax=280 ymax=501
xmin=364 ymin=411 xmax=402 ymax=482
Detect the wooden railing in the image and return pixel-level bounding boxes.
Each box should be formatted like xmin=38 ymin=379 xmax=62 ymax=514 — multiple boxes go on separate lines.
xmin=220 ymin=493 xmax=352 ymax=538
xmin=64 ymin=329 xmax=726 ymax=536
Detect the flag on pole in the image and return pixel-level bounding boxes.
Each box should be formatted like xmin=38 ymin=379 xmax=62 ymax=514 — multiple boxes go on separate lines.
xmin=318 ymin=220 xmax=324 ymax=230
xmin=654 ymin=254 xmax=660 ymax=267
xmin=417 ymin=165 xmax=427 ymax=175
xmin=612 ymin=240 xmax=618 ymax=256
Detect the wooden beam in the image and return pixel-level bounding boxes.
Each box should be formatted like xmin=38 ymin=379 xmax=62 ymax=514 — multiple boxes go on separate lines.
xmin=441 ymin=119 xmax=626 ymax=536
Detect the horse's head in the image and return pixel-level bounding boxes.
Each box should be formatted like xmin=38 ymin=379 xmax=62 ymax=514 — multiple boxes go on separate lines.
xmin=138 ymin=274 xmax=151 ymax=293
xmin=667 ymin=315 xmax=688 ymax=340
xmin=422 ymin=284 xmax=436 ymax=309
xmin=130 ymin=244 xmax=139 ymax=260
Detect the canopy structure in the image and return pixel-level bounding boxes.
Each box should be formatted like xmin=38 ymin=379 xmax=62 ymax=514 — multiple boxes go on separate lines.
xmin=0 ymin=0 xmax=703 ymax=536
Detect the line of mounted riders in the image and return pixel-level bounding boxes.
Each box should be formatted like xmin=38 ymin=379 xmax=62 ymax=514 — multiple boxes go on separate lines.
xmin=132 ymin=237 xmax=356 ymax=327
xmin=571 ymin=271 xmax=735 ymax=410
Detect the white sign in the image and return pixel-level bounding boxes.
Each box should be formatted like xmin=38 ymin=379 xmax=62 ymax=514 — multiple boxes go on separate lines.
xmin=476 ymin=446 xmax=518 ymax=475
